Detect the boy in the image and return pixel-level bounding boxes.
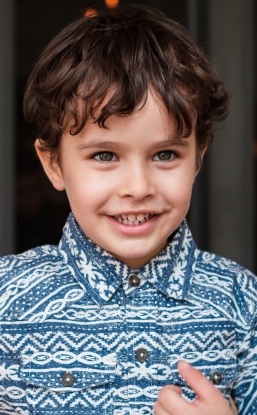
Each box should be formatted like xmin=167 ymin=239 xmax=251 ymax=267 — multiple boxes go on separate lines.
xmin=0 ymin=4 xmax=256 ymax=415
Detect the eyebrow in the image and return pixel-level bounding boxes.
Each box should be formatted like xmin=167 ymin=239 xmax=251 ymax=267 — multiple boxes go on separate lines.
xmin=152 ymin=137 xmax=190 ymax=149
xmin=76 ymin=141 xmax=121 ymax=151
xmin=75 ymin=136 xmax=190 ymax=151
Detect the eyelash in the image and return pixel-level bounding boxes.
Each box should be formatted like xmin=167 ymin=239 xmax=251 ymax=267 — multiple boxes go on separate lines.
xmin=92 ymin=150 xmax=177 ymax=162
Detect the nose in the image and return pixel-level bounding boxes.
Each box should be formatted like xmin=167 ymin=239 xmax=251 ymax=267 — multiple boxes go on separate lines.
xmin=118 ymin=162 xmax=156 ymax=200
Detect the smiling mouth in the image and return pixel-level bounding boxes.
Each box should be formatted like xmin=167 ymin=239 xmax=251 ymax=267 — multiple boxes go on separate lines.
xmin=114 ymin=213 xmax=155 ymax=226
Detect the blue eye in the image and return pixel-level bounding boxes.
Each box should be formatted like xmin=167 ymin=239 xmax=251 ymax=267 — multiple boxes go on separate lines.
xmin=153 ymin=151 xmax=175 ymax=161
xmin=94 ymin=152 xmax=117 ymax=162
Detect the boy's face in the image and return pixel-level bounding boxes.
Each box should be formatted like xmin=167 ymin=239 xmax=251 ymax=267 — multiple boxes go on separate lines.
xmin=37 ymin=92 xmax=203 ymax=269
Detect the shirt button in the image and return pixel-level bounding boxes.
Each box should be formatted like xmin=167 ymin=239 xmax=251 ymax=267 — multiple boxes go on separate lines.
xmin=128 ymin=274 xmax=140 ymax=287
xmin=136 ymin=348 xmax=149 ymax=362
xmin=61 ymin=372 xmax=75 ymax=387
xmin=210 ymin=371 xmax=223 ymax=385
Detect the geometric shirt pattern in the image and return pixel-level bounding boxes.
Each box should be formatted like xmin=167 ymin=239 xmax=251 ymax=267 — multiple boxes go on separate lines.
xmin=0 ymin=213 xmax=257 ymax=415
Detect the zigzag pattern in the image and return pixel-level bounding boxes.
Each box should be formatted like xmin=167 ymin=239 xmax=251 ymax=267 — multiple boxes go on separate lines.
xmin=0 ymin=329 xmax=235 ymax=358
xmin=0 ymin=214 xmax=257 ymax=414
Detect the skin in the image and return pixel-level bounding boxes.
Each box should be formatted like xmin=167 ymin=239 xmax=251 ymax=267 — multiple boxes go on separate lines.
xmin=36 ymin=90 xmax=233 ymax=413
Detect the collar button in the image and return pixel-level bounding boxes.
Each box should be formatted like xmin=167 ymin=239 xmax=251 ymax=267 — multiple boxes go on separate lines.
xmin=128 ymin=274 xmax=140 ymax=287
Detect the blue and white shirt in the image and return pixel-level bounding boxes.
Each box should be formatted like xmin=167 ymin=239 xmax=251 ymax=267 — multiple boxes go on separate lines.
xmin=0 ymin=213 xmax=257 ymax=415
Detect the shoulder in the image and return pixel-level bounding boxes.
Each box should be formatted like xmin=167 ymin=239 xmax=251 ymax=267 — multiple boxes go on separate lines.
xmin=191 ymin=249 xmax=257 ymax=324
xmin=195 ymin=249 xmax=257 ymax=290
xmin=0 ymin=244 xmax=61 ymax=278
xmin=0 ymin=245 xmax=75 ymax=321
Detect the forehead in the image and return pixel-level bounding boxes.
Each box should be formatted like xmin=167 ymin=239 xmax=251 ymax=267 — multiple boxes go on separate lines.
xmin=62 ymin=93 xmax=196 ymax=154
xmin=75 ymin=88 xmax=193 ymax=133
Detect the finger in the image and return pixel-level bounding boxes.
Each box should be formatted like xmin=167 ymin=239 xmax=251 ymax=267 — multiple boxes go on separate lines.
xmin=153 ymin=400 xmax=171 ymax=415
xmin=154 ymin=401 xmax=171 ymax=415
xmin=154 ymin=384 xmax=191 ymax=415
xmin=177 ymin=360 xmax=223 ymax=403
xmin=160 ymin=385 xmax=181 ymax=395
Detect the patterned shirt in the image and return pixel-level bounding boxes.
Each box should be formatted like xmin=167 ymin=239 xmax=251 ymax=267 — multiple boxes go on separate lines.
xmin=0 ymin=213 xmax=257 ymax=415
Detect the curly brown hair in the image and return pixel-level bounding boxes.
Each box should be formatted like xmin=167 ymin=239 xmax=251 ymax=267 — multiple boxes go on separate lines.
xmin=23 ymin=4 xmax=229 ymax=158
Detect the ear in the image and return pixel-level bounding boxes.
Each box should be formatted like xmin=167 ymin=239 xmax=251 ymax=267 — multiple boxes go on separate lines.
xmin=195 ymin=145 xmax=208 ymax=177
xmin=35 ymin=139 xmax=65 ymax=191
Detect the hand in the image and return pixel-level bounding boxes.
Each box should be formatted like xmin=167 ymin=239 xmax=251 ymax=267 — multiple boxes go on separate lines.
xmin=154 ymin=360 xmax=235 ymax=415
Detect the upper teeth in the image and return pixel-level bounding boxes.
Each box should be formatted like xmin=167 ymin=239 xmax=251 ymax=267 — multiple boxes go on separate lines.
xmin=116 ymin=213 xmax=153 ymax=225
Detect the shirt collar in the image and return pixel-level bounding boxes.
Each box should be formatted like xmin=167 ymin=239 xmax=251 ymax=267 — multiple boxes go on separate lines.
xmin=59 ymin=213 xmax=197 ymax=306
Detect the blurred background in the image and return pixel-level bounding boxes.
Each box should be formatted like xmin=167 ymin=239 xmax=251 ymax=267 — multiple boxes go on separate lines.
xmin=0 ymin=0 xmax=256 ymax=273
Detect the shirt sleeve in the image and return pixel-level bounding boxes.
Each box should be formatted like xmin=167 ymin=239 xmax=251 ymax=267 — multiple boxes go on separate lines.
xmin=232 ymin=315 xmax=257 ymax=414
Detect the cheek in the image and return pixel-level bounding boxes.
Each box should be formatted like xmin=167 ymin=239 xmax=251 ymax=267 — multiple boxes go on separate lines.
xmin=162 ymin=168 xmax=195 ymax=197
xmin=65 ymin=176 xmax=110 ymax=211
xmin=170 ymin=180 xmax=195 ymax=212
xmin=175 ymin=185 xmax=193 ymax=207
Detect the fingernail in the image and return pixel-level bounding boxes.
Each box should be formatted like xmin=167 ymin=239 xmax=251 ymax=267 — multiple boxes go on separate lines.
xmin=178 ymin=360 xmax=191 ymax=369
